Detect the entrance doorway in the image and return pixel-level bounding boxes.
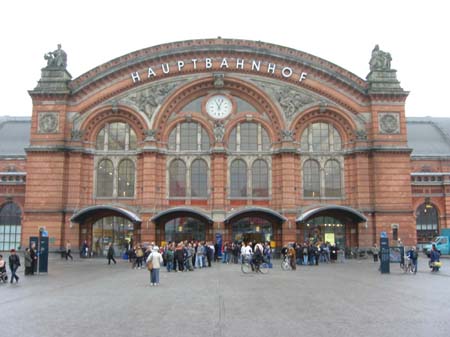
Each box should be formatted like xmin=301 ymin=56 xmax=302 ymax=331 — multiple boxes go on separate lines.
xmin=91 ymin=216 xmax=138 ymax=257
xmin=163 ymin=217 xmax=207 ymax=243
xmin=300 ymin=216 xmax=346 ymax=248
xmin=231 ymin=217 xmax=273 ymax=243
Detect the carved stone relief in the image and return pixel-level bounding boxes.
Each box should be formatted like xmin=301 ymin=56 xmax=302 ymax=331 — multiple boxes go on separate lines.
xmin=281 ymin=129 xmax=294 ymax=141
xmin=38 ymin=112 xmax=59 ymax=133
xmin=122 ymin=80 xmax=185 ymax=120
xmin=379 ymin=112 xmax=400 ymax=134
xmin=252 ymin=80 xmax=318 ymax=122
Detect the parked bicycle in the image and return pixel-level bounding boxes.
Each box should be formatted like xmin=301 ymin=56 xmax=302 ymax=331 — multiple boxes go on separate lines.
xmin=241 ymin=256 xmax=269 ymax=274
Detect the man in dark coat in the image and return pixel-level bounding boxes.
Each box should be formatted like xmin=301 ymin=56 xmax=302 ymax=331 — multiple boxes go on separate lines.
xmin=107 ymin=243 xmax=116 ymax=265
xmin=8 ymin=249 xmax=21 ymax=283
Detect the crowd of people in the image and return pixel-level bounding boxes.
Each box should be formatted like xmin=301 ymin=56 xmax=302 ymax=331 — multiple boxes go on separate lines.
xmin=0 ymin=238 xmax=444 ymax=286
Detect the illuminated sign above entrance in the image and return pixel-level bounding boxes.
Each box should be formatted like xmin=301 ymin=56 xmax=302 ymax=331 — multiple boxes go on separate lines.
xmin=130 ymin=57 xmax=308 ymax=84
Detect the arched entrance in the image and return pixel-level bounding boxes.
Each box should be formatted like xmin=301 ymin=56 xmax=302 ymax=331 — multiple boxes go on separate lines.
xmin=70 ymin=205 xmax=142 ymax=256
xmin=415 ymin=202 xmax=439 ymax=245
xmin=224 ymin=207 xmax=286 ymax=245
xmin=296 ymin=205 xmax=367 ymax=248
xmin=0 ymin=202 xmax=22 ymax=251
xmin=151 ymin=207 xmax=213 ymax=245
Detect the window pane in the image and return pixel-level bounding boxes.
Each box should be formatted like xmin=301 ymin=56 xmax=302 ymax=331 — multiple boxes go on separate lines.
xmin=261 ymin=127 xmax=271 ymax=151
xmin=201 ymin=128 xmax=210 ymax=151
xmin=252 ymin=160 xmax=269 ymax=197
xmin=97 ymin=159 xmax=114 ymax=197
xmin=180 ymin=122 xmax=198 ymax=151
xmin=108 ymin=123 xmax=127 ymax=150
xmin=240 ymin=123 xmax=258 ymax=151
xmin=228 ymin=128 xmax=237 ymax=151
xmin=303 ymin=160 xmax=320 ymax=197
xmin=118 ymin=160 xmax=135 ymax=197
xmin=168 ymin=128 xmax=177 ymax=150
xmin=230 ymin=160 xmax=247 ymax=197
xmin=169 ymin=160 xmax=186 ymax=197
xmin=324 ymin=160 xmax=341 ymax=197
xmin=191 ymin=159 xmax=208 ymax=197
xmin=129 ymin=128 xmax=137 ymax=150
xmin=96 ymin=128 xmax=105 ymax=150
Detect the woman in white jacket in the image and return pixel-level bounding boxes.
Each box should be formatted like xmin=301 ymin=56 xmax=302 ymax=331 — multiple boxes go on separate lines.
xmin=146 ymin=246 xmax=164 ymax=286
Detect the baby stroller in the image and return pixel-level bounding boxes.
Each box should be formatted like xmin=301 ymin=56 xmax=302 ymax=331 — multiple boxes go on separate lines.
xmin=0 ymin=267 xmax=8 ymax=283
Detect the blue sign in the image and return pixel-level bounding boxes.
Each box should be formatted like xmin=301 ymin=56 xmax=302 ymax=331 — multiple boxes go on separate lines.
xmin=41 ymin=230 xmax=48 ymax=237
xmin=380 ymin=231 xmax=387 ymax=238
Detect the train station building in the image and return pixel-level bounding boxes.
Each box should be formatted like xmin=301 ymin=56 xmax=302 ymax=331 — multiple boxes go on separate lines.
xmin=1 ymin=39 xmax=449 ymax=254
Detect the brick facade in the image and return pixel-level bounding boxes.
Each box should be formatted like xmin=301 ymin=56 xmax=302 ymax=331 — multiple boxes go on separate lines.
xmin=5 ymin=39 xmax=448 ymax=252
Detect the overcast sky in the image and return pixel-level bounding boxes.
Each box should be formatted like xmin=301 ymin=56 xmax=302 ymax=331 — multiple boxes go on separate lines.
xmin=1 ymin=0 xmax=448 ymax=118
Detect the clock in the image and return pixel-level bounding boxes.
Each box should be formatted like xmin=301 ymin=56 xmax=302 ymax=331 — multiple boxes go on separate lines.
xmin=205 ymin=95 xmax=232 ymax=119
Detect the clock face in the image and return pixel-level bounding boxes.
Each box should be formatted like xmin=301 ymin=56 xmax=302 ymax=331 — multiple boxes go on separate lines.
xmin=206 ymin=95 xmax=232 ymax=119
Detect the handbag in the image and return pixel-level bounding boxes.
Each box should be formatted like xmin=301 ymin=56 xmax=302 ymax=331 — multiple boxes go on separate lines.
xmin=147 ymin=260 xmax=153 ymax=271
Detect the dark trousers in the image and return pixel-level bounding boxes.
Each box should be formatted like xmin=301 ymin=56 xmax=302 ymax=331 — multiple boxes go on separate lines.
xmin=108 ymin=256 xmax=116 ymax=264
xmin=66 ymin=250 xmax=73 ymax=260
xmin=373 ymin=254 xmax=378 ymax=262
xmin=177 ymin=258 xmax=184 ymax=271
xmin=10 ymin=266 xmax=19 ymax=283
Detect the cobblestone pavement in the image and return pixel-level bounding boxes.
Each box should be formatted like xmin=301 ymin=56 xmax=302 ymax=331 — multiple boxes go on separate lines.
xmin=1 ymin=255 xmax=449 ymax=337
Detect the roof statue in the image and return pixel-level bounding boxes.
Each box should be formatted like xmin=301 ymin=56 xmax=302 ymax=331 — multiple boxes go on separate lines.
xmin=369 ymin=44 xmax=391 ymax=71
xmin=44 ymin=44 xmax=67 ymax=69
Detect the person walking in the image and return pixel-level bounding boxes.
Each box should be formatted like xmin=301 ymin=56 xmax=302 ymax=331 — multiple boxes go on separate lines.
xmin=8 ymin=249 xmax=21 ymax=283
xmin=65 ymin=241 xmax=73 ymax=261
xmin=146 ymin=246 xmax=163 ymax=286
xmin=107 ymin=243 xmax=116 ymax=265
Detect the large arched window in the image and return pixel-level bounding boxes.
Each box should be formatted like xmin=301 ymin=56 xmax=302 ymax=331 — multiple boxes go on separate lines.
xmin=191 ymin=159 xmax=208 ymax=198
xmin=97 ymin=159 xmax=114 ymax=197
xmin=228 ymin=122 xmax=271 ymax=152
xmin=168 ymin=122 xmax=210 ymax=151
xmin=0 ymin=202 xmax=22 ymax=251
xmin=300 ymin=122 xmax=342 ymax=152
xmin=324 ymin=160 xmax=341 ymax=197
xmin=230 ymin=159 xmax=247 ymax=197
xmin=252 ymin=160 xmax=269 ymax=197
xmin=118 ymin=159 xmax=135 ymax=197
xmin=96 ymin=122 xmax=137 ymax=151
xmin=95 ymin=122 xmax=137 ymax=198
xmin=303 ymin=160 xmax=321 ymax=198
xmin=169 ymin=159 xmax=187 ymax=197
xmin=416 ymin=203 xmax=439 ymax=244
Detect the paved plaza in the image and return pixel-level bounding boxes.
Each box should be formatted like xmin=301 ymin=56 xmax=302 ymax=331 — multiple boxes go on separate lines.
xmin=1 ymin=255 xmax=449 ymax=337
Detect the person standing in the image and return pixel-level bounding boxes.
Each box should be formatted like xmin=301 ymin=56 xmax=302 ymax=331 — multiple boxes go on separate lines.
xmin=30 ymin=243 xmax=37 ymax=275
xmin=24 ymin=248 xmax=33 ymax=275
xmin=371 ymin=244 xmax=379 ymax=262
xmin=430 ymin=244 xmax=441 ymax=272
xmin=146 ymin=246 xmax=163 ymax=286
xmin=8 ymin=249 xmax=21 ymax=283
xmin=406 ymin=246 xmax=418 ymax=273
xmin=107 ymin=243 xmax=116 ymax=265
xmin=65 ymin=241 xmax=73 ymax=261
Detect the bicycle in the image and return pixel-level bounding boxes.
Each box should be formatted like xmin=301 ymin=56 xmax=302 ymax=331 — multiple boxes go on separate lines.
xmin=281 ymin=255 xmax=292 ymax=271
xmin=401 ymin=257 xmax=416 ymax=274
xmin=241 ymin=256 xmax=269 ymax=274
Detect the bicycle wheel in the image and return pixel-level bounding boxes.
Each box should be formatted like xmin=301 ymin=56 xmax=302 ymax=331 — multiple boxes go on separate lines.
xmin=241 ymin=262 xmax=251 ymax=274
xmin=281 ymin=259 xmax=291 ymax=271
xmin=259 ymin=263 xmax=269 ymax=274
